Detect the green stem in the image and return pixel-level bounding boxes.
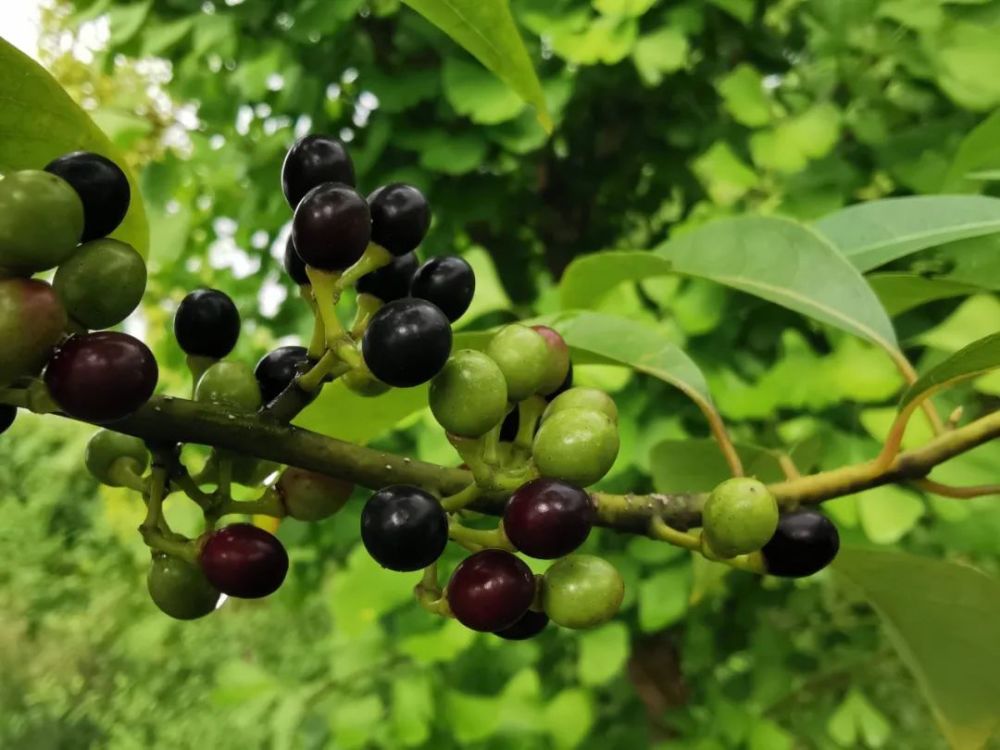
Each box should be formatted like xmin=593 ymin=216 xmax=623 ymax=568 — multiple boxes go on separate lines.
xmin=107 ymin=458 xmax=148 ymax=493
xmin=441 ymin=482 xmax=481 ymax=513
xmin=335 ymin=243 xmax=393 ymax=291
xmin=186 ymin=355 xmax=215 ymax=397
xmin=350 ymin=293 xmax=382 ymax=338
xmin=448 ymin=517 xmax=512 ymax=551
xmin=213 ymin=488 xmax=285 ymax=518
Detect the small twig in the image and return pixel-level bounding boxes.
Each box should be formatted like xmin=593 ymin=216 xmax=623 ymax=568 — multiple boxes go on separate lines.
xmin=913 ymin=478 xmax=1000 ymax=499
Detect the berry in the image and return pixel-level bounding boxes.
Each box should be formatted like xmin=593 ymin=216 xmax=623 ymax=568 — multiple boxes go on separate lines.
xmin=255 ymin=345 xmax=311 ymax=404
xmin=531 ymin=326 xmax=571 ymax=395
xmin=504 ymin=478 xmax=595 ymax=559
xmin=544 ymin=387 xmax=618 ymax=424
xmin=277 ymin=466 xmax=353 ymax=521
xmin=546 ymin=363 xmax=574 ymax=402
xmin=283 ymin=236 xmax=310 ymax=286
xmin=486 ymin=324 xmax=550 ymax=401
xmin=342 ymin=367 xmax=391 ymax=397
xmin=702 ymin=477 xmax=779 ymax=559
xmin=44 ymin=151 xmax=130 ymax=241
xmin=199 ymin=523 xmax=289 ymax=598
xmin=532 ymin=409 xmax=619 ymax=487
xmin=0 ymin=405 xmax=16 ymax=435
xmin=0 ymin=170 xmax=83 ymax=274
xmin=542 ymin=555 xmax=623 ymax=629
xmin=447 ymin=549 xmax=536 ymax=632
xmin=230 ymin=455 xmax=280 ymax=486
xmin=409 ymin=256 xmax=475 ymax=322
xmin=368 ymin=183 xmax=430 ymax=256
xmin=362 ymin=298 xmax=452 ymax=387
xmin=53 ymin=239 xmax=146 ymax=329
xmin=196 ymin=362 xmax=262 ymax=413
xmin=292 ymin=183 xmax=371 ymax=271
xmin=281 ymin=134 xmax=355 ymax=208
xmin=45 ymin=332 xmax=158 ymax=422
xmin=0 ymin=278 xmax=68 ymax=386
xmin=147 ymin=553 xmax=220 ymax=620
xmin=174 ymin=289 xmax=241 ymax=359
xmin=361 ymin=485 xmax=448 ymax=571
xmin=762 ymin=510 xmax=840 ymax=578
xmin=356 ymin=252 xmax=418 ymax=302
xmin=495 ymin=610 xmax=549 ymax=640
xmin=85 ymin=430 xmax=149 ymax=487
xmin=429 ymin=350 xmax=508 ymax=438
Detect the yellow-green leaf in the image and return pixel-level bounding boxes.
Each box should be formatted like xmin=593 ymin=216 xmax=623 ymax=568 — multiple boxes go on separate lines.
xmin=899 ymin=332 xmax=1000 ymax=412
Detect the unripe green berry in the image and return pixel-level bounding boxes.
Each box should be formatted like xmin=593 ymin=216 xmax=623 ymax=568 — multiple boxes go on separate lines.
xmin=542 ymin=555 xmax=624 ymax=629
xmin=702 ymin=477 xmax=779 ymax=558
xmin=532 ymin=408 xmax=619 ymax=486
xmin=544 ymin=387 xmax=618 ymax=424
xmin=54 ymin=238 xmax=146 ymax=329
xmin=147 ymin=553 xmax=220 ymax=620
xmin=485 ymin=324 xmax=550 ymax=402
xmin=277 ymin=466 xmax=353 ymax=521
xmin=85 ymin=429 xmax=149 ymax=486
xmin=0 ymin=170 xmax=84 ymax=274
xmin=429 ymin=349 xmax=508 ymax=438
xmin=195 ymin=362 xmax=262 ymax=413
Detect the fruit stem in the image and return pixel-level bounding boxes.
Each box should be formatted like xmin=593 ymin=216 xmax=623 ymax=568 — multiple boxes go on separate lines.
xmin=911 ymin=478 xmax=1000 ymax=499
xmin=481 ymin=421 xmax=502 ymax=467
xmin=106 ymin=457 xmax=148 ymax=493
xmin=448 ymin=517 xmax=513 ymax=551
xmin=441 ymin=482 xmax=482 ymax=513
xmin=216 ymin=451 xmax=233 ymax=500
xmin=140 ymin=465 xmax=169 ymax=539
xmin=305 ymin=266 xmax=348 ymax=349
xmin=350 ymin=293 xmax=382 ymax=338
xmin=512 ymin=396 xmax=545 ymax=457
xmin=648 ymin=515 xmax=701 ymax=551
xmin=213 ymin=487 xmax=286 ymax=518
xmin=302 ymin=288 xmax=326 ymax=360
xmin=185 ymin=355 xmax=215 ymax=397
xmin=335 ymin=243 xmax=393 ymax=291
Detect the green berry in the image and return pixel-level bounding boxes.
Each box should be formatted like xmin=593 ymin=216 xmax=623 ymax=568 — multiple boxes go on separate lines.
xmin=0 ymin=170 xmax=84 ymax=274
xmin=0 ymin=278 xmax=68 ymax=386
xmin=147 ymin=553 xmax=220 ymax=620
xmin=429 ymin=349 xmax=508 ymax=438
xmin=702 ymin=477 xmax=779 ymax=558
xmin=542 ymin=555 xmax=624 ymax=629
xmin=532 ymin=408 xmax=619 ymax=486
xmin=53 ymin=238 xmax=146 ymax=329
xmin=485 ymin=324 xmax=550 ymax=402
xmin=85 ymin=429 xmax=150 ymax=486
xmin=543 ymin=387 xmax=618 ymax=424
xmin=277 ymin=466 xmax=353 ymax=521
xmin=195 ymin=362 xmax=262 ymax=413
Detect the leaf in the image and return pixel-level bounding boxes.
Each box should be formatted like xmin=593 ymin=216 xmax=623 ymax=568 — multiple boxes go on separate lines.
xmin=943 ymin=110 xmax=1000 ymax=192
xmin=834 ymin=548 xmax=1000 ymax=750
xmin=899 ymin=332 xmax=1000 ymax=412
xmin=544 ymin=689 xmax=594 ymax=750
xmin=638 ymin=564 xmax=691 ymax=632
xmin=631 ymin=25 xmax=688 ymax=87
xmin=400 ymin=0 xmax=552 ymax=131
xmin=391 ymin=675 xmax=434 ymax=747
xmin=577 ymin=622 xmax=630 ymax=686
xmin=442 ymin=57 xmax=525 ymax=125
xmin=294 ymin=380 xmax=429 ymax=445
xmin=444 ymin=690 xmax=500 ymax=744
xmin=856 ymin=485 xmax=925 ymax=545
xmin=560 ymin=251 xmax=672 ymax=310
xmin=868 ymin=273 xmax=983 ymax=316
xmin=815 ymin=195 xmax=1000 ymax=272
xmin=0 ymin=37 xmax=149 ymax=254
xmin=717 ymin=63 xmax=772 ymax=127
xmin=650 ymin=439 xmax=788 ymax=493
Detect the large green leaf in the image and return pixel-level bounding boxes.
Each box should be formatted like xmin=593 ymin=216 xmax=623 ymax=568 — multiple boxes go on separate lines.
xmin=941 ymin=109 xmax=1000 ymax=192
xmin=868 ymin=273 xmax=984 ymax=316
xmin=834 ymin=547 xmax=1000 ymax=749
xmin=560 ymin=251 xmax=671 ymax=309
xmin=0 ymin=37 xmax=149 ymax=255
xmin=294 ymin=380 xmax=429 ymax=445
xmin=814 ymin=196 xmax=1000 ymax=272
xmin=400 ymin=0 xmax=552 ymax=131
xmin=899 ymin=332 xmax=1000 ymax=412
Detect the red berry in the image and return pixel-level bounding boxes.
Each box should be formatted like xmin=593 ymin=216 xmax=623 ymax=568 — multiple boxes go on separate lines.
xmin=504 ymin=478 xmax=595 ymax=559
xmin=447 ymin=549 xmax=536 ymax=632
xmin=199 ymin=523 xmax=289 ymax=598
xmin=494 ymin=609 xmax=549 ymax=640
xmin=44 ymin=332 xmax=157 ymax=422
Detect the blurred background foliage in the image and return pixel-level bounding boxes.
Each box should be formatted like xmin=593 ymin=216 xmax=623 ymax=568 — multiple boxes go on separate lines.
xmin=2 ymin=0 xmax=1000 ymax=747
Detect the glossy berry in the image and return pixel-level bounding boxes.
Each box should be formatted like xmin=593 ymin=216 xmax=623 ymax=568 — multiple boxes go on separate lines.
xmin=447 ymin=549 xmax=536 ymax=632
xmin=277 ymin=466 xmax=353 ymax=522
xmin=762 ymin=510 xmax=840 ymax=578
xmin=292 ymin=183 xmax=371 ymax=271
xmin=362 ymin=298 xmax=452 ymax=387
xmin=281 ymin=134 xmax=355 ymax=208
xmin=504 ymin=478 xmax=595 ymax=559
xmin=486 ymin=324 xmax=550 ymax=401
xmin=174 ymin=289 xmax=241 ymax=359
xmin=702 ymin=477 xmax=779 ymax=559
xmin=530 ymin=325 xmax=571 ymax=396
xmin=85 ymin=430 xmax=149 ymax=487
xmin=544 ymin=387 xmax=618 ymax=424
xmin=283 ymin=236 xmax=310 ymax=286
xmin=196 ymin=361 xmax=262 ymax=413
xmin=495 ymin=610 xmax=549 ymax=641
xmin=409 ymin=256 xmax=475 ymax=322
xmin=147 ymin=553 xmax=220 ymax=620
xmin=255 ymin=345 xmax=311 ymax=404
xmin=44 ymin=151 xmax=130 ymax=241
xmin=532 ymin=409 xmax=619 ymax=487
xmin=45 ymin=332 xmax=158 ymax=422
xmin=0 ymin=405 xmax=16 ymax=435
xmin=429 ymin=350 xmax=508 ymax=438
xmin=199 ymin=523 xmax=289 ymax=598
xmin=361 ymin=485 xmax=448 ymax=571
xmin=368 ymin=183 xmax=430 ymax=256
xmin=356 ymin=252 xmax=418 ymax=302
xmin=542 ymin=555 xmax=624 ymax=629
xmin=0 ymin=170 xmax=83 ymax=274
xmin=0 ymin=278 xmax=68 ymax=386
xmin=546 ymin=362 xmax=574 ymax=402
xmin=54 ymin=239 xmax=146 ymax=329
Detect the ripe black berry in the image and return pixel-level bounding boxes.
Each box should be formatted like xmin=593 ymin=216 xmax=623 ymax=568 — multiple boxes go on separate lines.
xmin=255 ymin=345 xmax=311 ymax=404
xmin=292 ymin=183 xmax=371 ymax=271
xmin=495 ymin=609 xmax=549 ymax=640
xmin=447 ymin=549 xmax=536 ymax=632
xmin=199 ymin=523 xmax=289 ymax=598
xmin=361 ymin=485 xmax=448 ymax=571
xmin=368 ymin=183 xmax=430 ymax=256
xmin=44 ymin=151 xmax=130 ymax=241
xmin=44 ymin=332 xmax=158 ymax=422
xmin=362 ymin=298 xmax=452 ymax=387
xmin=356 ymin=252 xmax=418 ymax=302
xmin=281 ymin=135 xmax=355 ymax=208
xmin=762 ymin=510 xmax=840 ymax=578
xmin=409 ymin=256 xmax=475 ymax=322
xmin=283 ymin=236 xmax=310 ymax=286
xmin=174 ymin=289 xmax=241 ymax=359
xmin=504 ymin=478 xmax=595 ymax=559
xmin=0 ymin=404 xmax=16 ymax=435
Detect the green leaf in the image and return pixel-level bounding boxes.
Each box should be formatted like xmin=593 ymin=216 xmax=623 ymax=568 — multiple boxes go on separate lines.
xmin=834 ymin=548 xmax=1000 ymax=750
xmin=631 ymin=25 xmax=688 ymax=87
xmin=330 ymin=694 xmax=385 ymax=750
xmin=577 ymin=622 xmax=630 ymax=686
xmin=650 ymin=439 xmax=788 ymax=493
xmin=899 ymin=332 xmax=1000 ymax=412
xmin=717 ymin=64 xmax=772 ymax=127
xmin=638 ymin=564 xmax=691 ymax=632
xmin=691 ymin=141 xmax=759 ymax=207
xmin=814 ymin=196 xmax=1000 ymax=272
xmin=400 ymin=0 xmax=552 ymax=131
xmin=560 ymin=251 xmax=673 ymax=310
xmin=868 ymin=273 xmax=984 ymax=316
xmin=0 ymin=37 xmax=149 ymax=255
xmin=294 ymin=380 xmax=429 ymax=445
xmin=444 ymin=690 xmax=500 ymax=744
xmin=391 ymin=675 xmax=434 ymax=747
xmin=443 ymin=57 xmax=526 ymax=125
xmin=544 ymin=689 xmax=594 ymax=750
xmin=856 ymin=485 xmax=925 ymax=545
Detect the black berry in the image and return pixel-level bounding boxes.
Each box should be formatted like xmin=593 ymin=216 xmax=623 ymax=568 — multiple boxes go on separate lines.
xmin=495 ymin=610 xmax=549 ymax=640
xmin=44 ymin=151 xmax=130 ymax=241
xmin=255 ymin=345 xmax=312 ymax=404
xmin=283 ymin=236 xmax=310 ymax=286
xmin=199 ymin=523 xmax=289 ymax=598
xmin=292 ymin=183 xmax=371 ymax=271
xmin=361 ymin=485 xmax=448 ymax=571
xmin=0 ymin=404 xmax=16 ymax=435
xmin=174 ymin=289 xmax=241 ymax=359
xmin=368 ymin=183 xmax=430 ymax=256
xmin=504 ymin=478 xmax=595 ymax=559
xmin=356 ymin=252 xmax=418 ymax=302
xmin=281 ymin=135 xmax=355 ymax=208
xmin=447 ymin=549 xmax=536 ymax=632
xmin=362 ymin=298 xmax=452 ymax=387
xmin=409 ymin=256 xmax=475 ymax=322
xmin=762 ymin=510 xmax=840 ymax=578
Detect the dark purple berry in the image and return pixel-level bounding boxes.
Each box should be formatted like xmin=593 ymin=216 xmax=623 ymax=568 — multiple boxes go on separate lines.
xmin=762 ymin=510 xmax=840 ymax=578
xmin=292 ymin=183 xmax=371 ymax=271
xmin=495 ymin=609 xmax=549 ymax=640
xmin=409 ymin=256 xmax=475 ymax=323
xmin=44 ymin=151 xmax=130 ymax=241
xmin=356 ymin=252 xmax=418 ymax=302
xmin=504 ymin=478 xmax=595 ymax=559
xmin=0 ymin=404 xmax=16 ymax=435
xmin=282 ymin=135 xmax=355 ymax=208
xmin=254 ymin=345 xmax=312 ymax=404
xmin=199 ymin=523 xmax=289 ymax=598
xmin=361 ymin=298 xmax=452 ymax=387
xmin=368 ymin=183 xmax=430 ymax=256
xmin=361 ymin=485 xmax=448 ymax=571
xmin=174 ymin=289 xmax=241 ymax=359
xmin=447 ymin=549 xmax=536 ymax=632
xmin=283 ymin=236 xmax=310 ymax=286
